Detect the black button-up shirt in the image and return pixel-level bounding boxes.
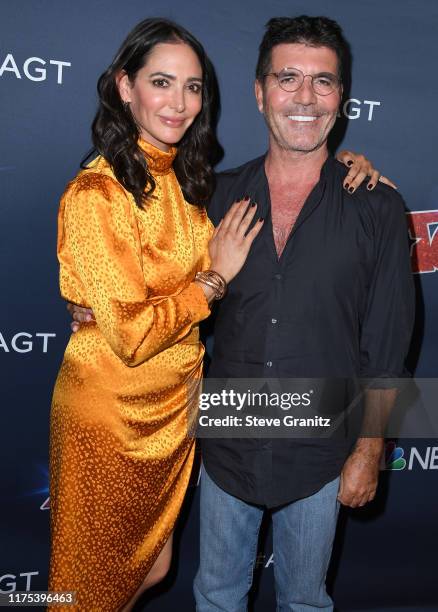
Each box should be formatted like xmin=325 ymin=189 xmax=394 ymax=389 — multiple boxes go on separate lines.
xmin=202 ymin=154 xmax=415 ymax=508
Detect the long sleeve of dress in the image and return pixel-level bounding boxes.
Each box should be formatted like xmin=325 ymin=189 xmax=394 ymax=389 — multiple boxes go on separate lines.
xmin=58 ymin=173 xmax=211 ymax=367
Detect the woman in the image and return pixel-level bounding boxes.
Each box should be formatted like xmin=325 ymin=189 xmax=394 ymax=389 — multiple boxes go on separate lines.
xmin=51 ymin=16 xmax=388 ymax=612
xmin=49 ymin=18 xmax=263 ymax=611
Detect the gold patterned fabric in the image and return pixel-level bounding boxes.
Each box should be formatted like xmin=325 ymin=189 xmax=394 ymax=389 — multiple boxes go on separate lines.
xmin=49 ymin=139 xmax=212 ymax=611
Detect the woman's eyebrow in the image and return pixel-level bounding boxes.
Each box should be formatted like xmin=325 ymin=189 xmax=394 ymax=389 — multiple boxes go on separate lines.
xmin=149 ymin=72 xmax=202 ymax=82
xmin=149 ymin=71 xmax=176 ymax=79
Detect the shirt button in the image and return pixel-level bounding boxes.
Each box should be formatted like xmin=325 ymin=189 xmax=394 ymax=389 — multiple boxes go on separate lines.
xmin=271 ymin=318 xmax=277 ymax=324
xmin=266 ymin=361 xmax=273 ymax=367
xmin=274 ymin=274 xmax=282 ymax=280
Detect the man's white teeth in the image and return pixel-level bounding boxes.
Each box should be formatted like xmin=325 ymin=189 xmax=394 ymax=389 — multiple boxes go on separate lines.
xmin=287 ymin=115 xmax=317 ymax=122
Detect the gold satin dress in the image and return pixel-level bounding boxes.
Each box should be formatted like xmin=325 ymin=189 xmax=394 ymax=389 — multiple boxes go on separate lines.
xmin=49 ymin=139 xmax=212 ymax=611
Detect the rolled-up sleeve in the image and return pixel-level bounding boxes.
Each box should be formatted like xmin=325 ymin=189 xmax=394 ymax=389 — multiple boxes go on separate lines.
xmin=359 ymin=191 xmax=415 ymax=384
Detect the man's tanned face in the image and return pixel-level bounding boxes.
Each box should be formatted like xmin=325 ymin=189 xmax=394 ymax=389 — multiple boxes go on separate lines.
xmin=255 ymin=43 xmax=342 ymax=154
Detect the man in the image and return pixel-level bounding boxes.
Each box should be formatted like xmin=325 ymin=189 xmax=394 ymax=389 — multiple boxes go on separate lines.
xmin=193 ymin=16 xmax=414 ymax=611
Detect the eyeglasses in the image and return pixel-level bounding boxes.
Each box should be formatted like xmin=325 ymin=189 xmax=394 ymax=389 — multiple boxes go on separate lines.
xmin=264 ymin=67 xmax=341 ymax=96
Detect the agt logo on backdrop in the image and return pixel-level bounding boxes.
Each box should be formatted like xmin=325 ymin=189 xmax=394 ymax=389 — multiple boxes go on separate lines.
xmin=382 ymin=441 xmax=438 ymax=471
xmin=0 ymin=332 xmax=56 ymax=353
xmin=255 ymin=553 xmax=274 ymax=569
xmin=340 ymin=98 xmax=381 ymax=121
xmin=0 ymin=572 xmax=39 ymax=594
xmin=0 ymin=53 xmax=71 ymax=84
xmin=25 ymin=463 xmax=50 ymax=510
xmin=406 ymin=210 xmax=438 ymax=274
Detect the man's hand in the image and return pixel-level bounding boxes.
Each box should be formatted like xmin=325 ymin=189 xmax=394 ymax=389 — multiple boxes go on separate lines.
xmin=66 ymin=303 xmax=95 ymax=333
xmin=336 ymin=149 xmax=397 ymax=193
xmin=337 ymin=438 xmax=384 ymax=508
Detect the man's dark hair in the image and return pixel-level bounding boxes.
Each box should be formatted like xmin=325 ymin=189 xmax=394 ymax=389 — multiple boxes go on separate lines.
xmin=255 ymin=15 xmax=350 ymax=83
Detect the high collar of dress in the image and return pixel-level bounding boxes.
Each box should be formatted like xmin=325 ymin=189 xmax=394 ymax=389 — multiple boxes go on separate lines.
xmin=138 ymin=138 xmax=177 ymax=175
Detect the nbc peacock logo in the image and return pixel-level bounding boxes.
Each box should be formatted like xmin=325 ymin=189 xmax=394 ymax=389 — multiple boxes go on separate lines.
xmin=383 ymin=441 xmax=406 ymax=470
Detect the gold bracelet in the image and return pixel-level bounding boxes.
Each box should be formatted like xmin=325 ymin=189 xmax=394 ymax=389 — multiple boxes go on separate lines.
xmin=195 ymin=271 xmax=227 ymax=300
xmin=195 ymin=270 xmax=227 ymax=300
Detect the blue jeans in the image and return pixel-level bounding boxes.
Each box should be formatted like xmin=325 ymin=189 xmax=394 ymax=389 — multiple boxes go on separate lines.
xmin=194 ymin=467 xmax=340 ymax=612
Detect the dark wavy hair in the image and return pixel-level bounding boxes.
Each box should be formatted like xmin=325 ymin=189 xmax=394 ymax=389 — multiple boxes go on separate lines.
xmin=255 ymin=16 xmax=350 ymax=83
xmin=85 ymin=18 xmax=219 ymax=208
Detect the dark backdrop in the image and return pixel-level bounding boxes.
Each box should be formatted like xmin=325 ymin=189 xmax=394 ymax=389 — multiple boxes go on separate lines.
xmin=1 ymin=1 xmax=437 ymax=610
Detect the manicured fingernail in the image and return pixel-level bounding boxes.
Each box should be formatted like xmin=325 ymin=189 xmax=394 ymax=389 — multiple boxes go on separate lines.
xmin=367 ymin=183 xmax=374 ymax=190
xmin=348 ymin=186 xmax=354 ymax=193
xmin=347 ymin=160 xmax=354 ymax=167
xmin=259 ymin=217 xmax=264 ymax=222
xmin=251 ymin=201 xmax=256 ymax=207
xmin=86 ymin=314 xmax=92 ymax=321
xmin=344 ymin=183 xmax=349 ymax=190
